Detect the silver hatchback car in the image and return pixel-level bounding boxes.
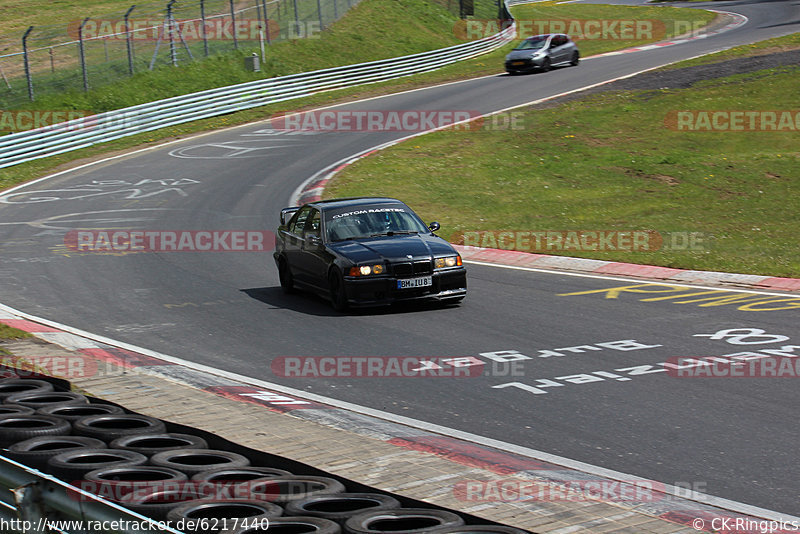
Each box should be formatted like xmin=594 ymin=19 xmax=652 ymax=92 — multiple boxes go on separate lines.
xmin=505 ymin=33 xmax=580 ymax=74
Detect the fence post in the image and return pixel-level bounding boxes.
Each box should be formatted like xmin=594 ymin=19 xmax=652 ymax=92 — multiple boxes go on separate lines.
xmin=262 ymin=0 xmax=271 ymax=44
xmin=78 ymin=18 xmax=90 ymax=91
xmin=22 ymin=26 xmax=34 ymax=101
xmin=125 ymin=5 xmax=136 ymax=75
xmin=229 ymin=0 xmax=239 ymax=49
xmin=200 ymin=0 xmax=209 ymax=56
xmin=317 ymin=0 xmax=324 ymax=30
xmin=333 ymin=0 xmax=337 ymax=22
xmin=293 ymin=0 xmax=299 ymax=30
xmin=166 ymin=0 xmax=177 ymax=66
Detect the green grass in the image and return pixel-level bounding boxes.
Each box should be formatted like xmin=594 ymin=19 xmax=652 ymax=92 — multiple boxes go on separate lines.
xmin=324 ymin=64 xmax=800 ymax=277
xmin=0 ymin=324 xmax=32 ymax=340
xmin=2 ymin=0 xmax=468 ymax=113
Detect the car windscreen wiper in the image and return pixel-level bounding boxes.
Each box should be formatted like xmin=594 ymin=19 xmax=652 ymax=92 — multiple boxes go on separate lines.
xmin=369 ymin=231 xmax=419 ymax=237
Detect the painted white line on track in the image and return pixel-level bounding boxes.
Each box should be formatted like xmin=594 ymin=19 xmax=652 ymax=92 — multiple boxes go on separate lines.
xmin=463 ymin=260 xmax=798 ymax=297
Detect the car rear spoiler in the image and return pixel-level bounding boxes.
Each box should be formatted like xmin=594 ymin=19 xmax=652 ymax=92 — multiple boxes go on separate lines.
xmin=280 ymin=207 xmax=300 ymax=225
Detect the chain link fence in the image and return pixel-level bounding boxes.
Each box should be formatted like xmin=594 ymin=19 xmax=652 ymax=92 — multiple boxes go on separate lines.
xmin=0 ymin=0 xmax=362 ymax=108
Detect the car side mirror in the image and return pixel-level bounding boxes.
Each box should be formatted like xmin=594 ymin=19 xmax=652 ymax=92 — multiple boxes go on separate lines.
xmin=428 ymin=222 xmax=440 ymax=232
xmin=280 ymin=207 xmax=299 ymax=226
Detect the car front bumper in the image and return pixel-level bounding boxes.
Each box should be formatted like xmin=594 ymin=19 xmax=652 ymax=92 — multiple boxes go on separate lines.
xmin=505 ymin=57 xmax=546 ymax=72
xmin=342 ymin=268 xmax=467 ymax=307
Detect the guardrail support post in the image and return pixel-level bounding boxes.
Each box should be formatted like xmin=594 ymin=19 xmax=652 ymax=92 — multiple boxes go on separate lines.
xmin=22 ymin=26 xmax=34 ymax=101
xmin=11 ymin=482 xmax=48 ymax=534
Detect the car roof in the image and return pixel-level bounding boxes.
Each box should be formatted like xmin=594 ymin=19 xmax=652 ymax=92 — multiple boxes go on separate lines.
xmin=304 ymin=197 xmax=408 ymax=211
xmin=525 ymin=33 xmax=563 ymax=40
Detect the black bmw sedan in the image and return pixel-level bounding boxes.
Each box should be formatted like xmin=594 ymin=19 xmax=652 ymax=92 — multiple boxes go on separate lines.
xmin=274 ymin=197 xmax=466 ymax=310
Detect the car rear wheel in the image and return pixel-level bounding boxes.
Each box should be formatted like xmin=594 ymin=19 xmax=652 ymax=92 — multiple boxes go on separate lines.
xmin=570 ymin=51 xmax=580 ymax=66
xmin=278 ymin=257 xmax=294 ymax=294
xmin=328 ymin=269 xmax=348 ymax=312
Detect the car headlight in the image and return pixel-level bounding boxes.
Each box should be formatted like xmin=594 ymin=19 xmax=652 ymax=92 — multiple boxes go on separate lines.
xmin=348 ymin=264 xmax=385 ymax=276
xmin=434 ymin=255 xmax=462 ymax=269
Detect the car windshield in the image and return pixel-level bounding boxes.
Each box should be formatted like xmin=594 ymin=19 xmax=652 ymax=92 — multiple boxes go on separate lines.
xmin=324 ymin=204 xmax=430 ymax=241
xmin=514 ymin=38 xmax=547 ymax=50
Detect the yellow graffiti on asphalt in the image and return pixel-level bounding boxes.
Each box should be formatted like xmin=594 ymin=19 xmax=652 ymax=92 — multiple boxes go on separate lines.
xmin=559 ymin=284 xmax=800 ymax=311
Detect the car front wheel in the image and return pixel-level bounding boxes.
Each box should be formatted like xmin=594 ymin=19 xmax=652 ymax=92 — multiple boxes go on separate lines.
xmin=540 ymin=57 xmax=551 ymax=72
xmin=329 ymin=268 xmax=348 ymax=311
xmin=278 ymin=257 xmax=294 ymax=294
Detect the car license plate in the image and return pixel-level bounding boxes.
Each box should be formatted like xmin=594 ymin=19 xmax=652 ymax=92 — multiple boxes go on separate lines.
xmin=511 ymin=61 xmax=525 ymax=66
xmin=397 ymin=276 xmax=432 ymax=289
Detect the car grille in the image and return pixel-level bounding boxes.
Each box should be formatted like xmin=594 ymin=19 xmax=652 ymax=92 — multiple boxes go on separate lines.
xmin=392 ymin=259 xmax=433 ymax=277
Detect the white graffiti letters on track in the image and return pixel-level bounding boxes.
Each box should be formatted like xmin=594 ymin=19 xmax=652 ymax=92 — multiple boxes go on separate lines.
xmin=0 ymin=179 xmax=199 ymax=204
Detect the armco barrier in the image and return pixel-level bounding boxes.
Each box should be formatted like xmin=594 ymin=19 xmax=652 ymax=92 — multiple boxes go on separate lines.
xmin=0 ymin=20 xmax=517 ymax=169
xmin=0 ymin=456 xmax=183 ymax=534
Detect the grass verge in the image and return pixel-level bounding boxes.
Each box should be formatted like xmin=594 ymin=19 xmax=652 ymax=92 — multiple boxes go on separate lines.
xmin=324 ymin=63 xmax=800 ymax=277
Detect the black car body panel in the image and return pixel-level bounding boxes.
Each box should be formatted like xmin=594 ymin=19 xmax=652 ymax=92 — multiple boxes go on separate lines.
xmin=273 ymin=197 xmax=466 ymax=309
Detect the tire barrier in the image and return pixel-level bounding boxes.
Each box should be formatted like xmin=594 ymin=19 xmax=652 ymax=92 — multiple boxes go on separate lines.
xmin=4 ymin=390 xmax=89 ymax=409
xmin=72 ymin=413 xmax=167 ymax=440
xmin=0 ymin=379 xmax=54 ymax=400
xmin=110 ymin=433 xmax=209 ymax=455
xmin=46 ymin=448 xmax=148 ymax=480
xmin=219 ymin=516 xmax=341 ymax=534
xmin=191 ymin=466 xmax=294 ymax=484
xmin=165 ymin=499 xmax=284 ymax=533
xmin=37 ymin=402 xmax=125 ymax=420
xmin=5 ymin=436 xmax=107 ymax=469
xmin=239 ymin=475 xmax=347 ymax=504
xmin=285 ymin=493 xmax=402 ymax=525
xmin=0 ymin=414 xmax=72 ymax=447
xmin=344 ymin=508 xmax=465 ymax=534
xmin=0 ymin=375 xmax=530 ymax=533
xmin=0 ymin=403 xmax=36 ymax=416
xmin=150 ymin=449 xmax=251 ymax=476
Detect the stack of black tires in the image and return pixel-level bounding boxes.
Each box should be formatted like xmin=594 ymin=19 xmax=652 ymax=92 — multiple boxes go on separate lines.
xmin=0 ymin=377 xmax=531 ymax=534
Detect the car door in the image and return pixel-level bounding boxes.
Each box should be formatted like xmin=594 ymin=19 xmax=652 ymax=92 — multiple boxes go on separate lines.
xmin=296 ymin=208 xmax=331 ymax=289
xmin=282 ymin=206 xmax=311 ymax=281
xmin=550 ymin=35 xmax=567 ymax=64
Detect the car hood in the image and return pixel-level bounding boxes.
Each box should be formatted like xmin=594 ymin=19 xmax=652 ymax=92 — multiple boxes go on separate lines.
xmin=506 ymin=49 xmax=543 ymax=60
xmin=328 ymin=234 xmax=457 ymax=263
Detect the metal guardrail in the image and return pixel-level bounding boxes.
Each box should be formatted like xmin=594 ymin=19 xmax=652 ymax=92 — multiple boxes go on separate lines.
xmin=0 ymin=23 xmax=516 ymax=169
xmin=0 ymin=455 xmax=182 ymax=534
